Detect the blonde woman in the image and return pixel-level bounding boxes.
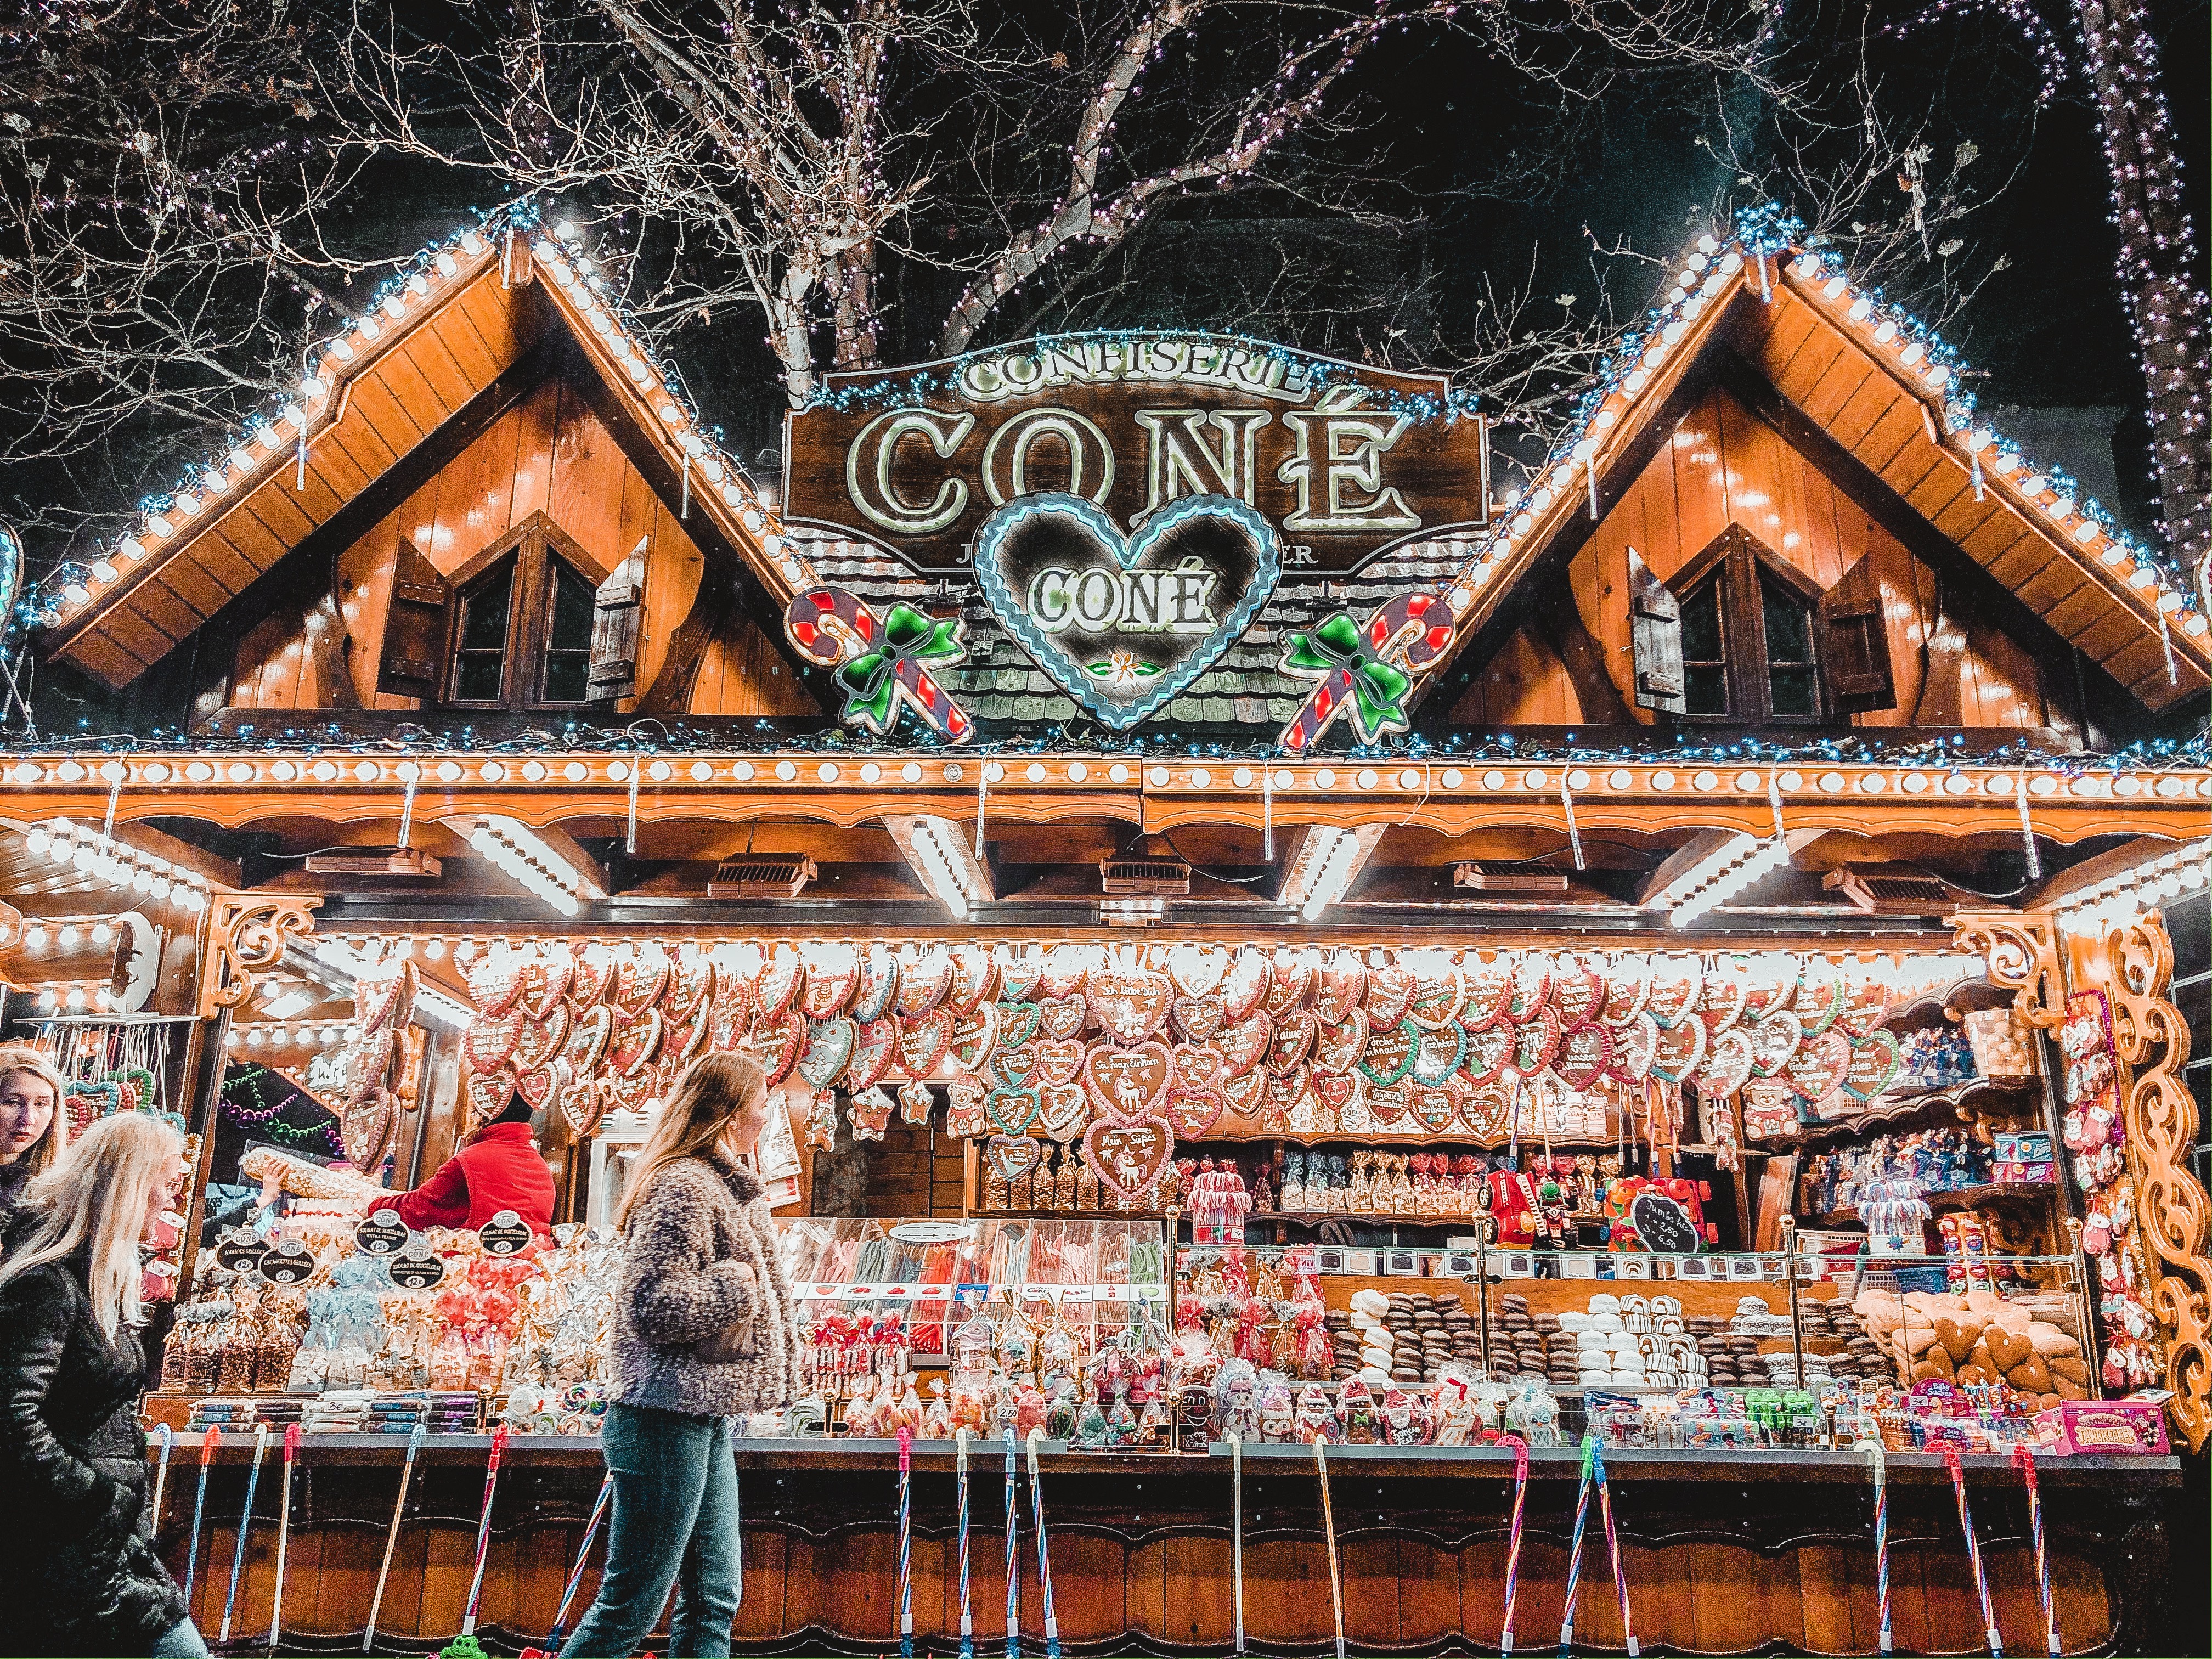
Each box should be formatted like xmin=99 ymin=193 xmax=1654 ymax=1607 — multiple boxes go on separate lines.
xmin=560 ymin=1053 xmax=799 ymax=1659
xmin=0 ymin=1111 xmax=202 ymax=1658
xmin=0 ymin=1043 xmax=65 ymax=1219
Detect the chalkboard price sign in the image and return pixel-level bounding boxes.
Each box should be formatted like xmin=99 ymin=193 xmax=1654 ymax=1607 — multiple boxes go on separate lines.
xmin=1629 ymin=1190 xmax=1702 ymax=1256
xmin=261 ymin=1238 xmax=315 ymax=1285
xmin=478 ymin=1210 xmax=533 ymax=1257
xmin=215 ymin=1231 xmax=269 ymax=1276
xmin=387 ymin=1245 xmax=447 ymax=1291
xmin=354 ymin=1209 xmax=411 ymax=1256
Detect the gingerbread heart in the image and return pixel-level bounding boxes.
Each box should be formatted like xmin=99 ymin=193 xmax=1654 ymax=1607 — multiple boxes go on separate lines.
xmin=1794 ymin=962 xmax=1846 ymax=1039
xmin=341 ymin=1089 xmax=396 ymax=1172
xmin=1166 ymin=944 xmax=1228 ymax=1000
xmin=1694 ymin=970 xmax=1747 ymax=1036
xmin=1359 ymin=1019 xmax=1418 ymax=1087
xmin=1699 ymin=1027 xmax=1756 ymax=1099
xmin=1162 ymin=1090 xmax=1224 ymax=1139
xmin=1169 ymin=1045 xmax=1224 ymax=1097
xmin=663 ymin=956 xmax=714 ymax=1022
xmin=1033 ymin=1039 xmax=1084 ymax=1086
xmin=709 ymin=997 xmax=752 ymax=1054
xmin=466 ymin=1011 xmax=525 ymax=1075
xmin=1984 ymin=1325 xmax=2034 ymax=1375
xmin=1551 ymin=956 xmax=1605 ymax=1032
xmin=1316 ymin=950 xmax=1368 ymax=1024
xmin=564 ymin=1003 xmax=613 ymax=1073
xmin=1312 ymin=1009 xmax=1369 ymax=1076
xmin=1612 ymin=1012 xmax=1660 ymax=1083
xmin=848 ymin=1019 xmax=899 ymax=1092
xmin=1462 ymin=1021 xmax=1515 ymax=1086
xmin=799 ymin=1017 xmax=857 ymax=1090
xmin=1041 ymin=943 xmax=1091 ymax=1001
xmin=1511 ymin=1007 xmax=1562 ymax=1076
xmin=1410 ymin=1084 xmax=1457 ymax=1132
xmin=992 ymin=1045 xmax=1040 ymax=1088
xmin=1410 ymin=1022 xmax=1467 ymax=1086
xmin=515 ymin=1064 xmax=557 ymax=1115
xmin=984 ymin=1132 xmax=1043 ymax=1184
xmin=358 ymin=967 xmax=412 ymax=1034
xmin=799 ymin=955 xmax=859 ymax=1019
xmin=853 ymin=948 xmax=901 ymax=1023
xmin=1084 ymin=1116 xmax=1173 ymax=1208
xmin=1600 ymin=957 xmax=1652 ymax=1026
xmin=1740 ymin=967 xmax=1796 ymax=1024
xmin=1084 ymin=1042 xmax=1170 ymax=1120
xmin=1314 ymin=1068 xmax=1364 ymax=1120
xmin=569 ymin=949 xmax=616 ymax=1011
xmin=1086 ymin=968 xmax=1173 ymax=1045
xmin=466 ymin=952 xmax=525 ymax=1018
xmin=996 ymin=1000 xmax=1043 ymax=1049
xmin=466 ymin=1070 xmax=515 ymax=1127
xmin=1264 ymin=958 xmax=1314 ymax=1019
xmin=663 ymin=1008 xmax=708 ymax=1070
xmin=616 ymin=953 xmax=670 ymax=1017
xmin=950 ymin=1001 xmax=1002 ymax=1071
xmin=1459 ymin=958 xmax=1511 ymax=1030
xmin=610 ymin=1008 xmax=664 ymax=1078
xmin=1651 ymin=1015 xmax=1707 ymax=1086
xmin=1171 ymin=997 xmax=1225 ymax=1044
xmin=1933 ymin=1317 xmax=1980 ymax=1366
xmin=898 ymin=1079 xmax=935 ymax=1126
xmin=1785 ymin=1029 xmax=1852 ymax=1101
xmin=1408 ymin=962 xmax=1466 ymax=1030
xmin=1220 ymin=1064 xmax=1268 ymax=1118
xmin=1841 ymin=1030 xmax=1901 ymax=1101
xmin=558 ymin=1064 xmax=601 ymax=1141
xmin=1459 ymin=1079 xmax=1514 ymax=1139
xmin=897 ymin=947 xmax=954 ymax=1016
xmin=1748 ymin=1010 xmax=1802 ymax=1078
xmin=1553 ymin=1023 xmax=1611 ymax=1092
xmin=1039 ymin=1081 xmax=1090 ymax=1141
xmin=1835 ymin=980 xmax=1893 ymax=1041
xmin=1036 ymin=995 xmax=1086 ymax=1041
xmin=1644 ymin=961 xmax=1702 ymax=1029
xmin=516 ymin=1002 xmax=571 ymax=1074
xmin=1222 ymin=949 xmax=1271 ymax=1022
xmin=348 ymin=1030 xmax=396 ymax=1099
xmin=749 ymin=1009 xmax=805 ymax=1086
xmin=1269 ymin=1011 xmax=1318 ymax=1073
xmin=946 ymin=1071 xmax=989 ymax=1137
xmin=756 ymin=947 xmax=805 ymax=1020
xmin=522 ymin=952 xmax=571 ymax=1019
xmin=1365 ymin=1079 xmax=1410 ymax=1126
xmin=947 ymin=944 xmax=999 ymax=1017
xmin=986 ymin=1086 xmax=1041 ymax=1136
xmin=1364 ymin=963 xmax=1415 ymax=1029
xmin=1216 ymin=1013 xmax=1273 ymax=1078
xmin=898 ymin=1007 xmax=956 ymax=1078
xmin=997 ymin=956 xmax=1045 ymax=1004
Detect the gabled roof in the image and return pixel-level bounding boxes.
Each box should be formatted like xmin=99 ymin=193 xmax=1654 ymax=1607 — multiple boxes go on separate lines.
xmin=1425 ymin=212 xmax=2212 ymax=712
xmin=36 ymin=213 xmax=823 ymax=690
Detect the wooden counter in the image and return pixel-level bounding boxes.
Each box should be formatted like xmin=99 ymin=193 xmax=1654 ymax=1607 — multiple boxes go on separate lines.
xmin=149 ymin=1434 xmax=2181 ymax=1655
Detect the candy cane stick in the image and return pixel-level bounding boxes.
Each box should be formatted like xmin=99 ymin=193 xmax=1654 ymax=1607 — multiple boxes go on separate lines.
xmin=1557 ymin=1436 xmax=1597 ymax=1657
xmin=1002 ymin=1430 xmax=1021 ymax=1659
xmin=1942 ymin=1445 xmax=2004 ymax=1658
xmin=2013 ymin=1444 xmax=2061 ymax=1657
xmin=219 ymin=1423 xmax=270 ymax=1647
xmin=1025 ymin=1429 xmax=1061 ymax=1659
xmin=458 ymin=1424 xmax=511 ymax=1639
xmin=1313 ymin=1439 xmax=1347 ymax=1659
xmin=1228 ymin=1432 xmax=1246 ymax=1655
xmin=956 ymin=1427 xmax=975 ymax=1659
xmin=1497 ymin=1434 xmax=1530 ymax=1659
xmin=269 ymin=1425 xmax=301 ymax=1657
xmin=363 ymin=1422 xmax=426 ymax=1653
xmin=1592 ymin=1439 xmax=1638 ymax=1657
xmin=1864 ymin=1440 xmax=1893 ymax=1656
xmin=544 ymin=1475 xmax=613 ymax=1655
xmin=897 ymin=1427 xmax=916 ymax=1659
xmin=184 ymin=1425 xmax=221 ymax=1611
xmin=150 ymin=1422 xmax=174 ymax=1541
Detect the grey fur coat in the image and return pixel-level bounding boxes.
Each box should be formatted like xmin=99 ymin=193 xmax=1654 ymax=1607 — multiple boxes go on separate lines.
xmin=607 ymin=1153 xmax=800 ymax=1418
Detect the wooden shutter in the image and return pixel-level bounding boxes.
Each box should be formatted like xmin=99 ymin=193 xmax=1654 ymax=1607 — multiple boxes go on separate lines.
xmin=586 ymin=539 xmax=646 ymax=704
xmin=1627 ymin=546 xmax=1685 ymax=713
xmin=375 ymin=538 xmax=451 ymax=699
xmin=1818 ymin=551 xmax=1898 ymax=713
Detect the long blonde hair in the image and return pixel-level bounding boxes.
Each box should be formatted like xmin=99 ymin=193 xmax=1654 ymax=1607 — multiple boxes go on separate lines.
xmin=0 ymin=1111 xmax=182 ymax=1339
xmin=615 ymin=1053 xmax=768 ymax=1233
xmin=0 ymin=1043 xmax=67 ymax=1178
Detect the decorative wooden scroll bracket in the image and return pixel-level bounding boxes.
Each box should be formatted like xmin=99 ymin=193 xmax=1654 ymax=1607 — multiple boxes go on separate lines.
xmin=1950 ymin=910 xmax=2066 ymax=1030
xmin=199 ymin=895 xmax=322 ymax=1018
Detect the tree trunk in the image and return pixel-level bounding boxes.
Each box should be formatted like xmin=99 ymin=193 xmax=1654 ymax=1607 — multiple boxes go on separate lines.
xmin=2075 ymin=0 xmax=2210 ymax=571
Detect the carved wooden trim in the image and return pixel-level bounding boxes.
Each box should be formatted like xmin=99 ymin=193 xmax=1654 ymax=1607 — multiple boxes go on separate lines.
xmin=1950 ymin=909 xmax=2067 ymax=1029
xmin=2098 ymin=910 xmax=2212 ymax=1453
xmin=198 ymin=894 xmax=322 ymax=1017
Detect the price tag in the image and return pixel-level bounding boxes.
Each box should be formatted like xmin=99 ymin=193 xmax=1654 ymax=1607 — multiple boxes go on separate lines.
xmin=260 ymin=1238 xmax=315 ymax=1285
xmin=387 ymin=1245 xmax=447 ymax=1291
xmin=215 ymin=1231 xmax=269 ymax=1276
xmin=477 ymin=1210 xmax=533 ymax=1257
xmin=889 ymin=1221 xmax=974 ymax=1244
xmin=354 ymin=1209 xmax=411 ymax=1257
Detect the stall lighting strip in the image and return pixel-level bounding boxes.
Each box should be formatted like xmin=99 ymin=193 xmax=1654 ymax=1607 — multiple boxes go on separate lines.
xmin=20 ymin=979 xmax=122 ymax=1012
xmin=228 ymin=1024 xmax=351 ymax=1048
xmin=1668 ymin=837 xmax=1792 ymax=929
xmin=18 ymin=821 xmax=211 ymax=909
xmin=908 ymin=816 xmax=981 ymax=919
xmin=467 ymin=817 xmax=589 ymax=916
xmin=1282 ymin=827 xmax=1362 ymax=922
xmin=18 ymin=917 xmax=125 ymax=950
xmin=2056 ymin=840 xmax=2210 ymax=933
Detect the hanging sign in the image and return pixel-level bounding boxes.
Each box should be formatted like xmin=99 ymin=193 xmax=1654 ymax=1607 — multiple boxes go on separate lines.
xmin=387 ymin=1243 xmax=447 ymax=1290
xmin=354 ymin=1209 xmax=412 ymax=1256
xmin=782 ymin=333 xmax=1488 ymax=580
xmin=259 ymin=1238 xmax=316 ymax=1285
xmin=215 ymin=1230 xmax=270 ymax=1276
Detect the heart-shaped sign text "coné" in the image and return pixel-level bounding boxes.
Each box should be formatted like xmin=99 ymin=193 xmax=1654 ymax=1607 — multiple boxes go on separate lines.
xmin=972 ymin=491 xmax=1280 ymax=730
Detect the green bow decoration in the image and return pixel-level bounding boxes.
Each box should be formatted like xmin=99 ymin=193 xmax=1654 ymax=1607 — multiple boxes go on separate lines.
xmin=1282 ymin=610 xmax=1414 ymax=740
xmin=831 ymin=603 xmax=964 ymax=730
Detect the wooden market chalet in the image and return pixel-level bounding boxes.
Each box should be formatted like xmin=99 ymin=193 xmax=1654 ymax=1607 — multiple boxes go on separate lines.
xmin=1 ymin=207 xmax=2207 ymax=1653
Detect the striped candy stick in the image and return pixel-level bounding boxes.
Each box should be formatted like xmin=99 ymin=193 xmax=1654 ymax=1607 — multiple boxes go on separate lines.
xmin=363 ymin=1421 xmax=426 ymax=1652
xmin=1003 ymin=1430 xmax=1021 ymax=1659
xmin=1025 ymin=1429 xmax=1062 ymax=1659
xmin=898 ymin=1427 xmax=916 ymax=1659
xmin=1228 ymin=1432 xmax=1246 ymax=1655
xmin=219 ymin=1423 xmax=271 ymax=1647
xmin=150 ymin=1423 xmax=175 ymax=1541
xmin=184 ymin=1425 xmax=221 ymax=1611
xmin=269 ymin=1424 xmax=302 ymax=1656
xmin=1497 ymin=1434 xmax=1531 ymax=1659
xmin=2013 ymin=1443 xmax=2062 ymax=1657
xmin=1941 ymin=1444 xmax=2004 ymax=1658
xmin=544 ymin=1475 xmax=614 ymax=1655
xmin=785 ymin=586 xmax=975 ymax=742
xmin=1313 ymin=1438 xmax=1347 ymax=1659
xmin=1278 ymin=591 xmax=1459 ymax=751
xmin=956 ymin=1427 xmax=975 ymax=1659
xmin=1592 ymin=1440 xmax=1638 ymax=1657
xmin=1864 ymin=1441 xmax=1893 ymax=1656
xmin=1556 ymin=1435 xmax=1598 ymax=1657
xmin=457 ymin=1424 xmax=511 ymax=1640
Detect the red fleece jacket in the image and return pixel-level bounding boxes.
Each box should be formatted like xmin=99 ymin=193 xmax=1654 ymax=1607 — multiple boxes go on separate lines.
xmin=392 ymin=1122 xmax=556 ymax=1234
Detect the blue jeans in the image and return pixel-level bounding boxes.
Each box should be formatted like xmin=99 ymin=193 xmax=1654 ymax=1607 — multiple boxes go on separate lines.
xmin=560 ymin=1404 xmax=742 ymax=1659
xmin=151 ymin=1620 xmax=210 ymax=1658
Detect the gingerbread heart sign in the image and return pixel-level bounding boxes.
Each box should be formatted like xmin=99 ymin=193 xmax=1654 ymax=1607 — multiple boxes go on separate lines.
xmin=898 ymin=1007 xmax=956 ymax=1078
xmin=848 ymin=1018 xmax=899 ymax=1092
xmin=1171 ymin=997 xmax=1225 ymax=1044
xmin=854 ymin=949 xmax=901 ymax=1023
xmin=798 ymin=1017 xmax=857 ymax=1090
xmin=986 ymin=1085 xmax=1041 ymax=1135
xmin=1084 ymin=1042 xmax=1170 ymax=1120
xmin=1039 ymin=1081 xmax=1090 ymax=1141
xmin=984 ymin=1133 xmax=1043 ymax=1186
xmin=466 ymin=1011 xmax=525 ymax=1076
xmin=1317 ymin=950 xmax=1368 ymax=1024
xmin=1086 ymin=968 xmax=1172 ymax=1045
xmin=466 ymin=952 xmax=525 ymax=1018
xmin=1083 ymin=1116 xmax=1173 ymax=1209
xmin=1166 ymin=944 xmax=1228 ymax=1000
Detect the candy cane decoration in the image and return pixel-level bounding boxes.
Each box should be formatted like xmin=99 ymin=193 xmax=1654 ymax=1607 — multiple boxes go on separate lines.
xmin=458 ymin=1424 xmax=511 ymax=1640
xmin=1002 ymin=1430 xmax=1022 ymax=1659
xmin=219 ymin=1423 xmax=270 ymax=1648
xmin=898 ymin=1427 xmax=916 ymax=1659
xmin=184 ymin=1425 xmax=220 ymax=1610
xmin=1557 ymin=1436 xmax=1598 ymax=1657
xmin=1278 ymin=591 xmax=1459 ymax=751
xmin=1229 ymin=1432 xmax=1246 ymax=1655
xmin=150 ymin=1423 xmax=174 ymax=1541
xmin=363 ymin=1423 xmax=426 ymax=1653
xmin=1942 ymin=1445 xmax=2004 ymax=1658
xmin=1026 ymin=1430 xmax=1062 ymax=1659
xmin=1592 ymin=1439 xmax=1638 ymax=1657
xmin=269 ymin=1425 xmax=301 ymax=1657
xmin=544 ymin=1475 xmax=614 ymax=1656
xmin=957 ymin=1427 xmax=976 ymax=1659
xmin=2013 ymin=1444 xmax=2062 ymax=1657
xmin=1864 ymin=1440 xmax=1893 ymax=1656
xmin=786 ymin=587 xmax=974 ymax=742
xmin=1313 ymin=1438 xmax=1347 ymax=1659
xmin=1498 ymin=1434 xmax=1530 ymax=1659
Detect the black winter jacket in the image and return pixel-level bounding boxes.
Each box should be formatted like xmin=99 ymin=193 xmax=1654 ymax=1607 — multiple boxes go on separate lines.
xmin=0 ymin=1214 xmax=189 ymax=1656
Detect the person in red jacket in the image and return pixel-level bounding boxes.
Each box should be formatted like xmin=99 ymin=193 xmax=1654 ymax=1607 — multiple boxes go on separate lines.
xmin=379 ymin=1099 xmax=557 ymax=1235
